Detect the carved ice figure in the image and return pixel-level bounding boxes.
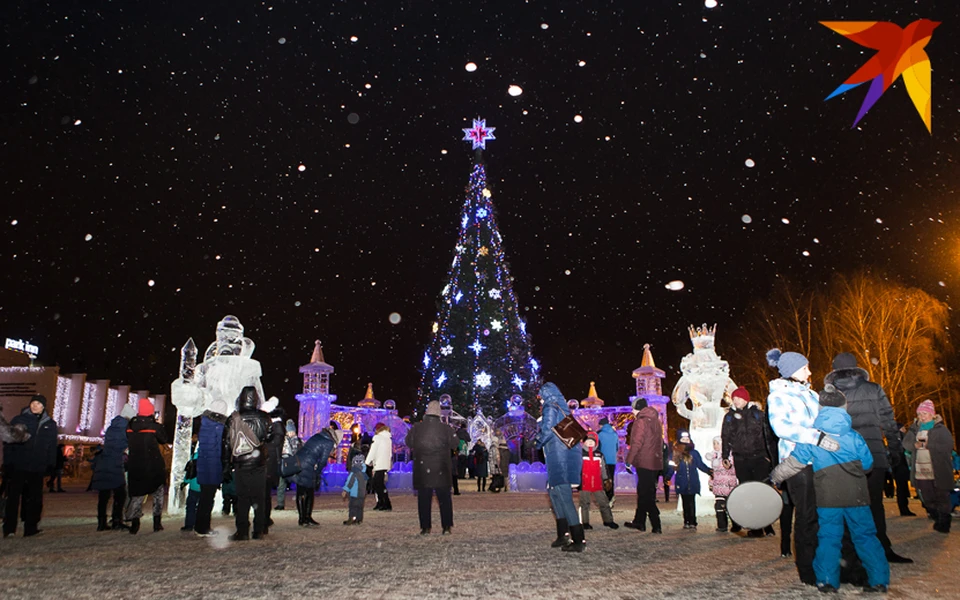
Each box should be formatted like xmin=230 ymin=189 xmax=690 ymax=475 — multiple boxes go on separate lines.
xmin=671 ymin=324 xmax=737 ymax=515
xmin=168 ymin=315 xmax=265 ymax=514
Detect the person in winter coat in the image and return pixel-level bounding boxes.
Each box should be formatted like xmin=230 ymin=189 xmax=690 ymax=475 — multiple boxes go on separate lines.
xmin=891 ymin=424 xmax=913 ymax=516
xmin=497 ymin=436 xmax=511 ymax=492
xmin=721 ymin=386 xmax=775 ymax=536
xmin=597 ymin=418 xmax=619 ymax=503
xmin=405 ymin=400 xmax=459 ymax=535
xmin=276 ymin=420 xmax=302 ymax=510
xmin=47 ymin=444 xmax=66 ymax=493
xmin=456 ymin=425 xmax=471 ymax=479
xmin=624 ymin=397 xmax=664 ymax=533
xmin=825 ymin=352 xmax=912 ymax=563
xmin=673 ymin=430 xmax=713 ymax=529
xmin=261 ymin=398 xmax=284 ymax=528
xmin=366 ymin=423 xmax=393 ymax=510
xmin=193 ymin=399 xmax=228 ymax=537
xmin=181 ymin=445 xmax=201 ymax=532
xmin=660 ymin=440 xmax=675 ymax=503
xmin=770 ymin=385 xmax=890 ymax=594
xmin=341 ymin=453 xmax=368 ymax=525
xmin=225 ymin=386 xmax=274 ymax=540
xmin=294 ymin=422 xmax=343 ymax=526
xmin=125 ymin=398 xmax=169 ymax=535
xmin=91 ymin=404 xmax=136 ymax=531
xmin=706 ymin=435 xmax=737 ymax=533
xmin=2 ymin=394 xmax=58 ymax=538
xmin=536 ymin=382 xmax=585 ymax=552
xmin=472 ymin=440 xmax=489 ymax=492
xmin=903 ymin=400 xmax=956 ymax=534
xmin=579 ymin=432 xmax=618 ymax=530
xmin=766 ymin=349 xmax=840 ymax=586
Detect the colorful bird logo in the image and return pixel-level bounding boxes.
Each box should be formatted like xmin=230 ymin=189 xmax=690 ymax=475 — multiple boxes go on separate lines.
xmin=821 ymin=19 xmax=940 ymax=133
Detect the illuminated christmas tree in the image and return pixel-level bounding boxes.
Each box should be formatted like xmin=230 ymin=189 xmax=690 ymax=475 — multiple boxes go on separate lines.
xmin=418 ymin=118 xmax=540 ymax=419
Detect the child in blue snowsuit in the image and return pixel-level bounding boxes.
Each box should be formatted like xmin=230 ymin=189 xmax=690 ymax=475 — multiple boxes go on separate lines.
xmin=341 ymin=454 xmax=368 ymax=525
xmin=771 ymin=384 xmax=889 ymax=593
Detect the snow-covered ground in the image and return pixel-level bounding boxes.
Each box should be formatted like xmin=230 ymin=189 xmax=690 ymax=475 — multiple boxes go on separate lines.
xmin=0 ymin=486 xmax=954 ymax=599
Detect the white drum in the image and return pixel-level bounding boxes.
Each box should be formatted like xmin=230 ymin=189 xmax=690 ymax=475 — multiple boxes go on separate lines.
xmin=726 ymin=481 xmax=783 ymax=530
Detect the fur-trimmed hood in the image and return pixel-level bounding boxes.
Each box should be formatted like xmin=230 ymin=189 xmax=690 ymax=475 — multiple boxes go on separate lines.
xmin=824 ymin=367 xmax=870 ymax=391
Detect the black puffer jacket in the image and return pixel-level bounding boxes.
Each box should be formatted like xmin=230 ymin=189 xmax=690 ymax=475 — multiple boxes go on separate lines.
xmin=721 ymin=404 xmax=772 ymax=460
xmin=126 ymin=415 xmax=169 ymax=496
xmin=264 ymin=418 xmax=285 ymax=485
xmin=227 ymin=387 xmax=273 ymax=471
xmin=4 ymin=408 xmax=57 ymax=473
xmin=405 ymin=415 xmax=459 ymax=490
xmin=824 ymin=367 xmax=901 ymax=469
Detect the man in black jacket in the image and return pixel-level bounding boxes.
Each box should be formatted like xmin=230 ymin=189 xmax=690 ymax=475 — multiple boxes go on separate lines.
xmin=405 ymin=400 xmax=459 ymax=535
xmin=824 ymin=352 xmax=912 ymax=564
xmin=226 ymin=386 xmax=273 ymax=540
xmin=3 ymin=395 xmax=58 ymax=537
xmin=721 ymin=386 xmax=775 ymax=536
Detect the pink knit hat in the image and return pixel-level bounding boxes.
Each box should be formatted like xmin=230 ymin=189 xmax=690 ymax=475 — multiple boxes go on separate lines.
xmin=917 ymin=400 xmax=936 ymax=416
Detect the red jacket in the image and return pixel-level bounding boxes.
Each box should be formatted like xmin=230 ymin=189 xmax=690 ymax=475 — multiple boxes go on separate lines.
xmin=581 ymin=447 xmax=608 ymax=492
xmin=625 ymin=406 xmax=664 ymax=471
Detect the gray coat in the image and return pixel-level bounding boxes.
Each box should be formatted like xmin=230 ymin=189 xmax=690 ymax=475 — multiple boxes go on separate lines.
xmin=824 ymin=367 xmax=901 ymax=469
xmin=405 ymin=415 xmax=458 ymax=490
xmin=903 ymin=420 xmax=954 ymax=491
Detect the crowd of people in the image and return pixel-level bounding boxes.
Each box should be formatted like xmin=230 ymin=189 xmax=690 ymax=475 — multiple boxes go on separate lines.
xmin=1 ymin=349 xmax=956 ymax=594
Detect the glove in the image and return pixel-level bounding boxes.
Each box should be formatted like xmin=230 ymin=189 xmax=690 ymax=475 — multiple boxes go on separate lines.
xmin=817 ymin=432 xmax=840 ymax=452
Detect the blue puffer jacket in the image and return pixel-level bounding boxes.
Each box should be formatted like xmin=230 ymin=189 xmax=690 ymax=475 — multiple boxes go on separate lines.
xmin=197 ymin=411 xmax=228 ymax=486
xmin=90 ymin=415 xmax=129 ymax=491
xmin=294 ymin=429 xmax=338 ymax=490
xmin=535 ymin=382 xmax=582 ymax=487
xmin=597 ymin=423 xmax=619 ymax=466
xmin=778 ymin=407 xmax=873 ymax=508
xmin=674 ymin=446 xmax=712 ymax=495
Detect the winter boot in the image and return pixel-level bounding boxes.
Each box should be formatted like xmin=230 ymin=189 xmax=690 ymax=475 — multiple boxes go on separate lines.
xmin=111 ymin=517 xmax=128 ymax=531
xmin=382 ymin=492 xmax=392 ymax=511
xmin=551 ymin=518 xmax=571 ymax=548
xmin=562 ymin=524 xmax=585 ymax=552
xmin=730 ymin=521 xmax=743 ymax=533
xmin=97 ymin=516 xmax=108 ymax=532
xmin=306 ymin=494 xmax=319 ymax=525
xmin=935 ymin=512 xmax=951 ymax=534
xmin=129 ymin=519 xmax=140 ymax=535
xmin=715 ymin=509 xmax=728 ymax=532
xmin=153 ymin=515 xmax=163 ymax=532
xmin=650 ymin=514 xmax=662 ymax=534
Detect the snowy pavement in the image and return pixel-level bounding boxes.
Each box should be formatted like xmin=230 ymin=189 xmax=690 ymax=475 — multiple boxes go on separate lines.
xmin=0 ymin=486 xmax=955 ymax=599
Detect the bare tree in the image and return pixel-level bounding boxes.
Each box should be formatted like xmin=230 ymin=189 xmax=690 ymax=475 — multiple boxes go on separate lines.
xmin=728 ymin=272 xmax=951 ymax=424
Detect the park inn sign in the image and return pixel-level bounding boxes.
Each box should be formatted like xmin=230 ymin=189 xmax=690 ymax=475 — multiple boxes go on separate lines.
xmin=5 ymin=338 xmax=39 ymax=357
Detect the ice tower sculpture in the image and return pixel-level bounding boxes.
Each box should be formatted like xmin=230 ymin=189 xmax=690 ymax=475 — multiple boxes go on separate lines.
xmin=168 ymin=315 xmax=265 ymax=514
xmin=671 ymin=324 xmax=737 ymax=515
xmin=295 ymin=340 xmax=337 ymax=439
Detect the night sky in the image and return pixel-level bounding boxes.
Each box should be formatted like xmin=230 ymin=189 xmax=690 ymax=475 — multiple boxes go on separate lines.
xmin=2 ymin=1 xmax=958 ymax=420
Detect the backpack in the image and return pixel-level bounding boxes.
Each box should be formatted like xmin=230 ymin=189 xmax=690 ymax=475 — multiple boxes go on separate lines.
xmin=230 ymin=413 xmax=262 ymax=457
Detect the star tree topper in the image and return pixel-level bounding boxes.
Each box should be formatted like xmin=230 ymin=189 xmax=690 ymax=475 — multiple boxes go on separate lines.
xmin=463 ymin=118 xmax=496 ymax=150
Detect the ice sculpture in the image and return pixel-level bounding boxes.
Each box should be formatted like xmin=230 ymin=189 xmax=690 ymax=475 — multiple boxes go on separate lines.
xmin=168 ymin=315 xmax=265 ymax=514
xmin=467 ymin=409 xmax=496 ymax=473
xmin=671 ymin=324 xmax=737 ymax=515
